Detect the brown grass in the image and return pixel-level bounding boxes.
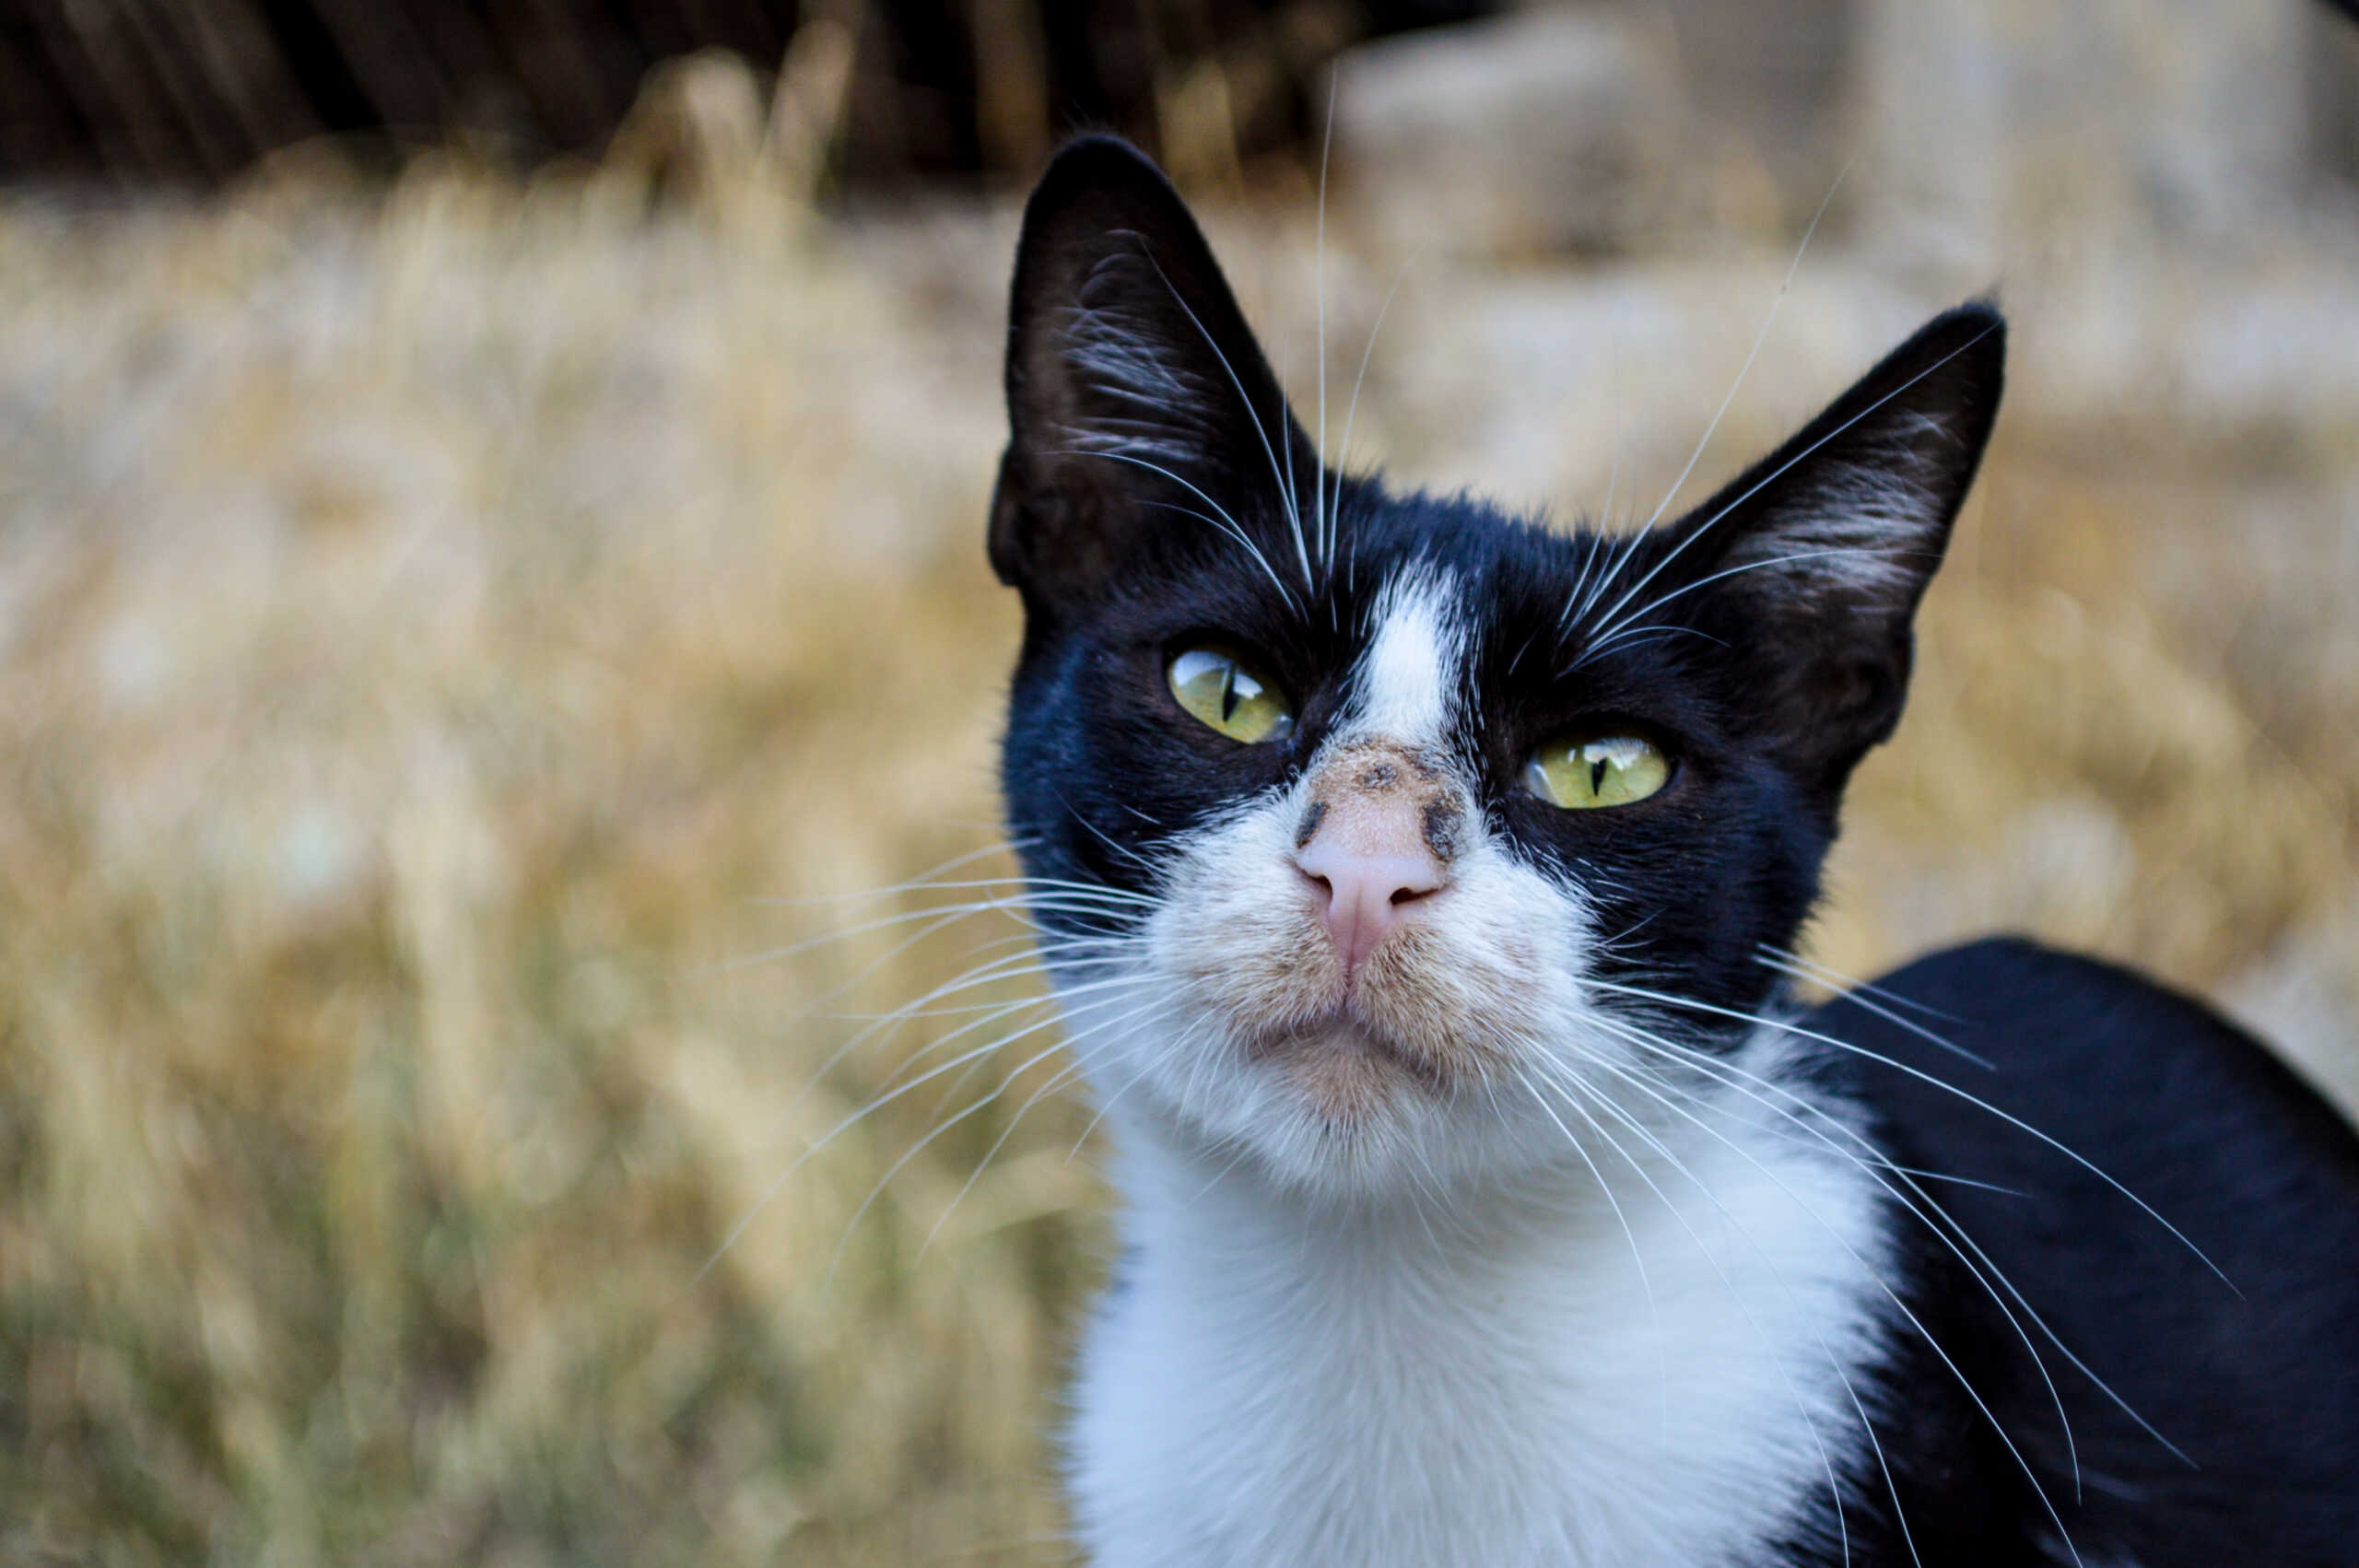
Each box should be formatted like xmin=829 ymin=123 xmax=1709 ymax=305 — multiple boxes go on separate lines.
xmin=0 ymin=147 xmax=2352 ymax=1564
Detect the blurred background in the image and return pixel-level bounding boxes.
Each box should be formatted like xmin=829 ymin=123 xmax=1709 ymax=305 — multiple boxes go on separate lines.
xmin=2 ymin=0 xmax=2356 ymax=1562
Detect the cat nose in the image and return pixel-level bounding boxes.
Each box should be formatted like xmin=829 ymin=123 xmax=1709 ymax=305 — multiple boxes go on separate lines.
xmin=1295 ymin=797 xmax=1449 ymax=979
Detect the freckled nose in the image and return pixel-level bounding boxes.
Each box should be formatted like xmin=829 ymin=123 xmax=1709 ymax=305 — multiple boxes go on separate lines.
xmin=1295 ymin=800 xmax=1448 ymax=980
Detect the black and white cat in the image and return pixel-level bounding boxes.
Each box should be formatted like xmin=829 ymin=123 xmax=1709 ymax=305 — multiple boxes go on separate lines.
xmin=983 ymin=136 xmax=2359 ymax=1567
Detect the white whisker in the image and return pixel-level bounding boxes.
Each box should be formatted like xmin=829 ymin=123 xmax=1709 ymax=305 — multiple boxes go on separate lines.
xmin=1315 ymin=71 xmax=1335 ymax=573
xmin=1066 ymin=449 xmax=1301 ymax=609
xmin=1637 ymin=157 xmax=1849 ymax=539
xmin=1582 ymin=977 xmax=2235 ymax=1292
xmin=1580 ymin=545 xmax=1897 ymax=659
xmin=1134 ymin=252 xmax=1309 ymax=587
xmin=1334 ymin=265 xmax=1406 ymax=567
xmin=1543 ymin=1046 xmax=1930 ymax=1565
xmin=1512 ymin=1053 xmax=1856 ymax=1564
xmin=1756 ymin=943 xmax=1967 ymax=1024
xmin=1573 ymin=321 xmax=2001 ymax=645
xmin=919 ymin=1055 xmax=1100 ymax=1259
xmin=1590 ymin=1008 xmax=2189 ymax=1473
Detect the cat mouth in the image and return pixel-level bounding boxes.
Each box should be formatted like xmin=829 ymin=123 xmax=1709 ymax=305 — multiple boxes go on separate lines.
xmin=1249 ymin=1010 xmax=1448 ymax=1106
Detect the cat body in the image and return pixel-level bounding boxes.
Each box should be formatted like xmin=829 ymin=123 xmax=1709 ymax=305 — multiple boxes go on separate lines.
xmin=985 ymin=137 xmax=2359 ymax=1566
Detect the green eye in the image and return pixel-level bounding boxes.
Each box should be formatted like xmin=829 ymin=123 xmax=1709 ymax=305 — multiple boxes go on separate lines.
xmin=1526 ymin=731 xmax=1670 ymax=810
xmin=1168 ymin=644 xmax=1294 ymax=744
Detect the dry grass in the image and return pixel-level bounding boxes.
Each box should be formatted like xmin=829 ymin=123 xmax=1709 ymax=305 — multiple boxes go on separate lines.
xmin=0 ymin=146 xmax=2353 ymax=1564
xmin=0 ymin=164 xmax=1078 ymax=1565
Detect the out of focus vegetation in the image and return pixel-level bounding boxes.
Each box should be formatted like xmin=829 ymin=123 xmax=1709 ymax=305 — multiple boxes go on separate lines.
xmin=0 ymin=0 xmax=1475 ymax=187
xmin=3 ymin=5 xmax=2357 ymax=1563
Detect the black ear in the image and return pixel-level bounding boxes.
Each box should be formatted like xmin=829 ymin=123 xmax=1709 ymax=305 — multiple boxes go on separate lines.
xmin=991 ymin=135 xmax=1314 ymax=608
xmin=1655 ymin=303 xmax=2005 ymax=793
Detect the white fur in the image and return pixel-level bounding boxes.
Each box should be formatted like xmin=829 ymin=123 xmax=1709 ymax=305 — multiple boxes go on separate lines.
xmin=1066 ymin=302 xmax=1207 ymax=467
xmin=1068 ymin=1048 xmax=1891 ymax=1568
xmin=1349 ymin=565 xmax=1466 ymax=743
xmin=1050 ymin=563 xmax=1895 ymax=1566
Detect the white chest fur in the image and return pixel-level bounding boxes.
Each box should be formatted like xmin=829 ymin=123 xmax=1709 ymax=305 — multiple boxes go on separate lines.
xmin=1065 ymin=1059 xmax=1893 ymax=1568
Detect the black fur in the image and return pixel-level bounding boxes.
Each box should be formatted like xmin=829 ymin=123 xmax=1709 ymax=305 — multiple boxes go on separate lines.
xmin=1784 ymin=942 xmax=2359 ymax=1567
xmin=991 ymin=136 xmax=2359 ymax=1564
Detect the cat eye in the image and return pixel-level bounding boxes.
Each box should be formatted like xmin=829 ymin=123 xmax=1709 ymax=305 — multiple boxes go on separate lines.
xmin=1168 ymin=644 xmax=1294 ymax=744
xmin=1525 ymin=731 xmax=1670 ymax=811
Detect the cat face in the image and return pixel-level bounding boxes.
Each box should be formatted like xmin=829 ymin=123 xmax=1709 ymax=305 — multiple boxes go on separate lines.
xmin=991 ymin=137 xmax=2003 ymax=1198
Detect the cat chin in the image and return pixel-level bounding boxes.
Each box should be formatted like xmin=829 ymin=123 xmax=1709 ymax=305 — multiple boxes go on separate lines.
xmin=1249 ymin=1015 xmax=1439 ymax=1126
xmin=1089 ymin=1002 xmax=1591 ymax=1202
xmin=1126 ymin=1079 xmax=1584 ymax=1206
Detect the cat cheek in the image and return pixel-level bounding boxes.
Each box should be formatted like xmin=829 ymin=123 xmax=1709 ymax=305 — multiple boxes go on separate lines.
xmin=1354 ymin=929 xmax=1484 ymax=1065
xmin=1360 ymin=925 xmax=1548 ymax=1070
xmin=1156 ymin=879 xmax=1340 ymax=1033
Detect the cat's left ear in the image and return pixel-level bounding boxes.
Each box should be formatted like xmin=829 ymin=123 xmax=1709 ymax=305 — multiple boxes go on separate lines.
xmin=1661 ymin=303 xmax=2004 ymax=793
xmin=990 ymin=135 xmax=1313 ymax=611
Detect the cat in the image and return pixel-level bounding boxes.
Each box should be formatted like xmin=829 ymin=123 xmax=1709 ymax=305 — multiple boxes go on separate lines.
xmin=982 ymin=135 xmax=2359 ymax=1568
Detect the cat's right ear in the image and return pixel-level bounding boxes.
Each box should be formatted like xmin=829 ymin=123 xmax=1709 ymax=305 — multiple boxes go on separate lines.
xmin=991 ymin=136 xmax=1310 ymax=608
xmin=1652 ymin=303 xmax=2004 ymax=797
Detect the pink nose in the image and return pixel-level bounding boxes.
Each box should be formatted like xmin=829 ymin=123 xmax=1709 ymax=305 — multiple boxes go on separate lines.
xmin=1296 ymin=804 xmax=1448 ymax=979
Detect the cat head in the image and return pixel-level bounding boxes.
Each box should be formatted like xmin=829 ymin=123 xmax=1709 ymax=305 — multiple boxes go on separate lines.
xmin=991 ymin=136 xmax=2002 ymax=1199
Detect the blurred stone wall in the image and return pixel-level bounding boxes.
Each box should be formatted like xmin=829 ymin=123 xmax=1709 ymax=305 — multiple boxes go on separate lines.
xmin=1334 ymin=0 xmax=2359 ymax=263
xmin=1855 ymin=0 xmax=2337 ymax=260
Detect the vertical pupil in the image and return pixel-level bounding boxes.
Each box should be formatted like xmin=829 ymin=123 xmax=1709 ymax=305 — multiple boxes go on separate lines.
xmin=1219 ymin=661 xmax=1239 ymax=721
xmin=1589 ymin=755 xmax=1609 ymax=795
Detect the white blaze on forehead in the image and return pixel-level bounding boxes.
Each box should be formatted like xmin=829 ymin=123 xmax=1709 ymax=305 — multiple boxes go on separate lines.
xmin=1349 ymin=565 xmax=1468 ymax=745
